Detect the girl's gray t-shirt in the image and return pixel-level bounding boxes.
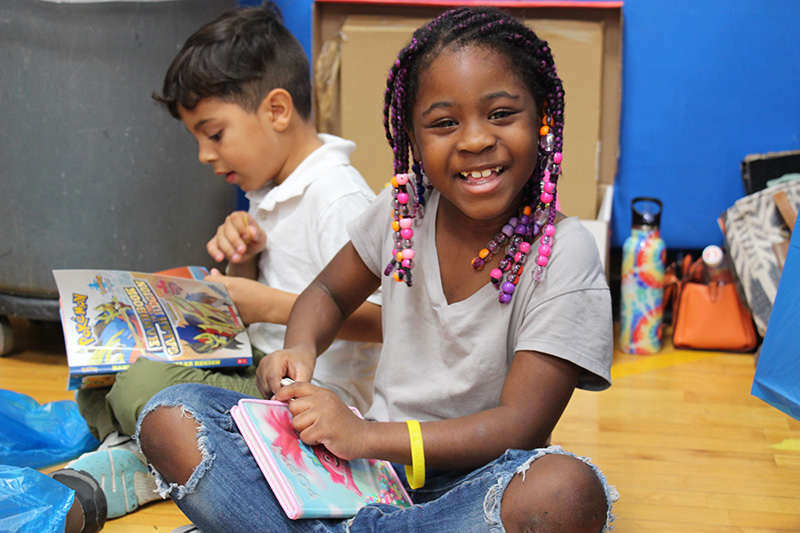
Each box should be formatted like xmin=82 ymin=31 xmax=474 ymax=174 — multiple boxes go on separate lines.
xmin=349 ymin=188 xmax=613 ymax=423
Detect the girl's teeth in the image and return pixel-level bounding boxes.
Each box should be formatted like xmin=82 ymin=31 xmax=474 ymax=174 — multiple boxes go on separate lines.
xmin=463 ymin=167 xmax=500 ymax=179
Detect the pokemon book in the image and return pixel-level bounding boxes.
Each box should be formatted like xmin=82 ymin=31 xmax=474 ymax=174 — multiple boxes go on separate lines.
xmin=53 ymin=268 xmax=252 ymax=390
xmin=231 ymin=398 xmax=413 ymax=519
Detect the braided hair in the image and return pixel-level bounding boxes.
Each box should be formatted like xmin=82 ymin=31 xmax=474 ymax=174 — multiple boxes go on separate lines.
xmin=382 ymin=6 xmax=566 ymax=303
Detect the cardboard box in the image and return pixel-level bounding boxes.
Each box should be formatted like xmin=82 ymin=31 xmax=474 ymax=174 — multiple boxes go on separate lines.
xmin=313 ymin=0 xmax=622 ymax=222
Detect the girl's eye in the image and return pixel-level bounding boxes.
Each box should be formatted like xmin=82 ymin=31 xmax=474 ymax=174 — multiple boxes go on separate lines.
xmin=490 ymin=109 xmax=517 ymax=120
xmin=430 ymin=118 xmax=457 ymax=129
xmin=209 ymin=130 xmax=223 ymax=141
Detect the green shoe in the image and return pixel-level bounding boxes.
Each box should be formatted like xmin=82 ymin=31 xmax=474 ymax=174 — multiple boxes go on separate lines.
xmin=66 ymin=448 xmax=160 ymax=518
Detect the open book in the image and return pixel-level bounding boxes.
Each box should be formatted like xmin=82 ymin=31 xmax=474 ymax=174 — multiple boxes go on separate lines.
xmin=53 ymin=268 xmax=252 ymax=390
xmin=231 ymin=398 xmax=413 ymax=519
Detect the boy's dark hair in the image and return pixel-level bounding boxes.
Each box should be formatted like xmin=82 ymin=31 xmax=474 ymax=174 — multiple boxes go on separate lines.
xmin=153 ymin=2 xmax=312 ymax=120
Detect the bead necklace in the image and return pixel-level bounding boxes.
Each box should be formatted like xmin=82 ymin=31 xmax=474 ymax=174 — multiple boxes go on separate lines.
xmin=385 ymin=113 xmax=562 ymax=304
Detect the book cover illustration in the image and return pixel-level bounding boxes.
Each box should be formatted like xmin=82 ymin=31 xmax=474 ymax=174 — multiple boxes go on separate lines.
xmin=231 ymin=399 xmax=413 ymax=519
xmin=53 ymin=269 xmax=252 ymax=389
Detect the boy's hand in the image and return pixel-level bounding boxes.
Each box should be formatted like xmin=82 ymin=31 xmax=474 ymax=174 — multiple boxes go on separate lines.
xmin=274 ymin=382 xmax=370 ymax=461
xmin=256 ymin=346 xmax=316 ymax=398
xmin=207 ymin=211 xmax=265 ymax=264
xmin=203 ymin=272 xmax=267 ymax=325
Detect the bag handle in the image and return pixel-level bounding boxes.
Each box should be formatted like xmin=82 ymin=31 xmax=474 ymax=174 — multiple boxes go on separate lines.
xmin=774 ymin=190 xmax=797 ymax=232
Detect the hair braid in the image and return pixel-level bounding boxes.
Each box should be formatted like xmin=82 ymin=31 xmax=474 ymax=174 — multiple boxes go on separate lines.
xmin=382 ymin=6 xmax=566 ymax=300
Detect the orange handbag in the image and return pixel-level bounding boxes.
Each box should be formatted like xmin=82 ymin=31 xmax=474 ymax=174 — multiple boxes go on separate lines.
xmin=669 ymin=256 xmax=757 ymax=352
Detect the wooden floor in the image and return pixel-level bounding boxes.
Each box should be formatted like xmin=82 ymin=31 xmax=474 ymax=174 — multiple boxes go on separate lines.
xmin=2 ymin=316 xmax=800 ymax=532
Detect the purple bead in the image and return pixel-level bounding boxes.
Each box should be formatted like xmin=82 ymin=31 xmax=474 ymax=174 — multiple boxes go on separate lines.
xmin=515 ymin=224 xmax=527 ymax=235
xmin=519 ymin=215 xmax=530 ymax=226
xmin=487 ymin=241 xmax=500 ymax=254
xmin=498 ymin=292 xmax=513 ymax=304
xmin=501 ymin=281 xmax=516 ymax=294
xmin=502 ymin=225 xmax=514 ymax=237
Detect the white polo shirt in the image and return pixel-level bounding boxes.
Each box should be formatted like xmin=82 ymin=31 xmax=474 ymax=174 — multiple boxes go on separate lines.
xmin=245 ymin=134 xmax=380 ymax=413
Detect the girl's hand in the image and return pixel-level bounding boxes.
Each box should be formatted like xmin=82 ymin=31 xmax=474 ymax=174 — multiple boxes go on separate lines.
xmin=274 ymin=382 xmax=370 ymax=461
xmin=256 ymin=346 xmax=316 ymax=398
xmin=206 ymin=211 xmax=265 ymax=264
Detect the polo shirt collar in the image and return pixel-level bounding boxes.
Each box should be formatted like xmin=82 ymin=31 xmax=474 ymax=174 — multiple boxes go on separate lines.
xmin=245 ymin=134 xmax=354 ymax=213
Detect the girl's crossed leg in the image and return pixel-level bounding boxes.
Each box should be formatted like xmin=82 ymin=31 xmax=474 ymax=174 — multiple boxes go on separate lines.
xmin=136 ymin=384 xmax=615 ymax=533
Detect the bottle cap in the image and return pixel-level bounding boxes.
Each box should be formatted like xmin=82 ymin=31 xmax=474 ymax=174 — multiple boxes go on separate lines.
xmin=631 ymin=197 xmax=663 ymax=228
xmin=702 ymin=245 xmax=723 ymax=267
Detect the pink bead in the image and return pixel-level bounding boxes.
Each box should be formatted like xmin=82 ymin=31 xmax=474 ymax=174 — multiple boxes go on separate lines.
xmin=401 ymin=259 xmax=412 ymax=269
xmin=399 ymin=218 xmax=413 ymax=229
xmin=490 ymin=268 xmax=502 ymax=280
xmin=403 ymin=248 xmax=415 ymax=259
xmin=543 ymin=182 xmax=555 ymax=193
xmin=543 ymin=170 xmax=551 ymax=181
xmin=400 ymin=228 xmax=413 ymax=240
xmin=536 ymin=255 xmax=549 ymax=267
xmin=544 ymin=224 xmax=555 ymax=237
xmin=397 ymin=192 xmax=409 ymax=204
xmin=395 ymin=173 xmax=409 ymax=185
xmin=553 ymin=152 xmax=562 ymax=164
xmin=519 ymin=242 xmax=531 ymax=253
xmin=538 ymin=244 xmax=551 ymax=256
xmin=540 ymin=192 xmax=553 ymax=204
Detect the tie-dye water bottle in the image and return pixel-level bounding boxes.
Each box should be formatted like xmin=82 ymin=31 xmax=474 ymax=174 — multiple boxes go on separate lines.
xmin=619 ymin=197 xmax=666 ymax=354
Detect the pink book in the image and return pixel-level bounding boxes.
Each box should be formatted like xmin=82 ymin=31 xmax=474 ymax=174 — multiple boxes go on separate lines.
xmin=231 ymin=398 xmax=413 ymax=519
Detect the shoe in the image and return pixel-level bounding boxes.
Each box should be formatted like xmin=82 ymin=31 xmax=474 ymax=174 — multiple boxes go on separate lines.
xmin=50 ymin=468 xmax=107 ymax=533
xmin=169 ymin=526 xmax=202 ymax=533
xmin=96 ymin=430 xmax=146 ymax=464
xmin=66 ymin=448 xmax=160 ymax=518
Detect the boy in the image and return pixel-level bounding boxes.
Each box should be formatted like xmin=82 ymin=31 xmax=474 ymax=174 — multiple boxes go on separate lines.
xmin=54 ymin=4 xmax=381 ymax=531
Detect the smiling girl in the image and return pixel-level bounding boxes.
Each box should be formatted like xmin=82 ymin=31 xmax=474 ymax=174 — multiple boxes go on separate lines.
xmin=137 ymin=6 xmax=618 ymax=532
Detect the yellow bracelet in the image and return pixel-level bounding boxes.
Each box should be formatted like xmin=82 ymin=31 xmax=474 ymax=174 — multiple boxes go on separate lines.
xmin=405 ymin=420 xmax=425 ymax=489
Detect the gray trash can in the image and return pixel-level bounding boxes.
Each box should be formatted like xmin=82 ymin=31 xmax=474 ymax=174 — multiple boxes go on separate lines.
xmin=0 ymin=0 xmax=238 ymax=354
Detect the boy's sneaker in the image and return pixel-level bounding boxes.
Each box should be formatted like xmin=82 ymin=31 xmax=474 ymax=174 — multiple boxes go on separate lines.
xmin=66 ymin=448 xmax=161 ymax=518
xmin=95 ymin=430 xmax=147 ymax=464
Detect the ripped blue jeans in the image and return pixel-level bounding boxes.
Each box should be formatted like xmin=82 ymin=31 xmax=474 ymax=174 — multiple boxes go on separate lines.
xmin=136 ymin=384 xmax=618 ymax=532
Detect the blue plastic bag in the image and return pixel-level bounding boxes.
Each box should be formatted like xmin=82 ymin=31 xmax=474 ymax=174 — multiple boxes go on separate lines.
xmin=0 ymin=464 xmax=73 ymax=532
xmin=0 ymin=389 xmax=100 ymax=468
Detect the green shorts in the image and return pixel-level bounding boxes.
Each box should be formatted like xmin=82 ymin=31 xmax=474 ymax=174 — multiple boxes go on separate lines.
xmin=76 ymin=350 xmax=265 ymax=441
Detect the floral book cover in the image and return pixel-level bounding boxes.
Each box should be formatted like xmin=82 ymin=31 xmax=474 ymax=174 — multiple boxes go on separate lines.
xmin=53 ymin=269 xmax=252 ymax=390
xmin=231 ymin=399 xmax=413 ymax=519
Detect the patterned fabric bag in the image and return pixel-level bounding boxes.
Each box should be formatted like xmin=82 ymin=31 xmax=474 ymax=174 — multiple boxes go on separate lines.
xmin=719 ymin=180 xmax=800 ymax=336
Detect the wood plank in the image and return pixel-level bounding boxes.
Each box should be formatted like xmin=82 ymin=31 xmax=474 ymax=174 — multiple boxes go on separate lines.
xmin=2 ymin=316 xmax=800 ymax=531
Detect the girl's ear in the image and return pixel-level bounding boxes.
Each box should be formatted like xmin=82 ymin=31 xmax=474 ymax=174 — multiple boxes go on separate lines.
xmin=258 ymin=88 xmax=293 ymax=133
